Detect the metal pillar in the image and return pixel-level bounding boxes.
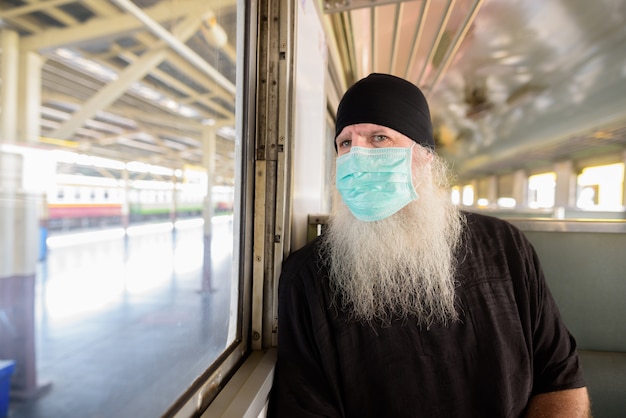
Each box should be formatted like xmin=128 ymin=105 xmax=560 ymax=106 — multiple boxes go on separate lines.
xmin=512 ymin=169 xmax=529 ymax=209
xmin=1 ymin=29 xmax=19 ymax=278
xmin=486 ymin=175 xmax=498 ymax=208
xmin=554 ymin=160 xmax=576 ymax=216
xmin=622 ymin=151 xmax=626 ymax=209
xmin=0 ymin=29 xmax=51 ymax=400
xmin=201 ymin=125 xmax=216 ymax=293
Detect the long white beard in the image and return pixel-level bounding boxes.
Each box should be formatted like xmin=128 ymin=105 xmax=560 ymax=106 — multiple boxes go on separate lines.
xmin=322 ymin=154 xmax=465 ymax=327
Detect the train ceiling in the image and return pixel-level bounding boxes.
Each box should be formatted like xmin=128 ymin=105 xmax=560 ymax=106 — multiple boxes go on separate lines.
xmin=1 ymin=0 xmax=625 ymax=184
xmin=325 ymin=0 xmax=626 ymax=177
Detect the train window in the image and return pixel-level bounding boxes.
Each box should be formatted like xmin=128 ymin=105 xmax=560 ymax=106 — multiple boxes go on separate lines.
xmin=1 ymin=1 xmax=246 ymax=417
xmin=450 ymin=186 xmax=461 ymax=205
xmin=497 ymin=197 xmax=517 ymax=208
xmin=577 ymin=163 xmax=625 ymax=211
xmin=528 ymin=172 xmax=556 ymax=209
xmin=462 ymin=184 xmax=475 ymax=206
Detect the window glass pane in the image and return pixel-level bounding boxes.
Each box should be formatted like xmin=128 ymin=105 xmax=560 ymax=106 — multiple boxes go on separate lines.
xmin=528 ymin=172 xmax=556 ymax=209
xmin=497 ymin=197 xmax=517 ymax=208
xmin=462 ymin=184 xmax=475 ymax=206
xmin=450 ymin=186 xmax=461 ymax=205
xmin=0 ymin=1 xmax=241 ymax=417
xmin=577 ymin=163 xmax=625 ymax=211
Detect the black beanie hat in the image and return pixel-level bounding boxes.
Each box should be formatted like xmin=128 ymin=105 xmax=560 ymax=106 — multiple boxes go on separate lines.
xmin=335 ymin=73 xmax=435 ymax=150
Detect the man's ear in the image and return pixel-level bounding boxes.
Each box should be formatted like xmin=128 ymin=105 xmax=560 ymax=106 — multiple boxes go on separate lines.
xmin=413 ymin=145 xmax=434 ymax=164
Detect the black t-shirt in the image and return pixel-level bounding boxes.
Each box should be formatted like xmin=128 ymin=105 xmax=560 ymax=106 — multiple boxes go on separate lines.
xmin=268 ymin=212 xmax=585 ymax=418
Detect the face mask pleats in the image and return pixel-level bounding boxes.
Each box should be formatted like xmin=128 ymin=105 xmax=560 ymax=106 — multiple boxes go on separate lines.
xmin=336 ymin=146 xmax=418 ymax=221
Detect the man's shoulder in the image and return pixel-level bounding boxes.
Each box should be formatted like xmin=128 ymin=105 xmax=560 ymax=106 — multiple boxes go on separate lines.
xmin=464 ymin=210 xmax=511 ymax=226
xmin=461 ymin=211 xmax=535 ymax=259
xmin=463 ymin=210 xmax=524 ymax=237
xmin=278 ymin=237 xmax=329 ymax=299
xmin=282 ymin=236 xmax=324 ymax=275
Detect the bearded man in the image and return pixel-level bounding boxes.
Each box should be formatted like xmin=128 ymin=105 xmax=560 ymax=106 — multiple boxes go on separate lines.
xmin=268 ymin=73 xmax=590 ymax=417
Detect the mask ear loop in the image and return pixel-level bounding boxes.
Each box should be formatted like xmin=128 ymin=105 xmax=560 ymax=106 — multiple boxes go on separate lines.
xmin=409 ymin=143 xmax=422 ymax=198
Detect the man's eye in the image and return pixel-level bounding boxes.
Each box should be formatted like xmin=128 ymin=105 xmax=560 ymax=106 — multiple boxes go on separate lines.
xmin=372 ymin=135 xmax=388 ymax=142
xmin=338 ymin=139 xmax=351 ymax=148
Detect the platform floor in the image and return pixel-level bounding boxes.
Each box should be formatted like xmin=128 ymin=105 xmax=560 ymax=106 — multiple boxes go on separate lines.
xmin=7 ymin=218 xmax=236 ymax=418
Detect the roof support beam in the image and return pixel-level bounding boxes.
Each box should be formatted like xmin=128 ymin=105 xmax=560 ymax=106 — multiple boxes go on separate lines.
xmin=50 ymin=12 xmax=204 ymax=140
xmin=110 ymin=0 xmax=236 ymax=96
xmin=0 ymin=0 xmax=75 ymax=19
xmin=18 ymin=0 xmax=227 ymax=52
xmin=50 ymin=47 xmax=168 ymax=140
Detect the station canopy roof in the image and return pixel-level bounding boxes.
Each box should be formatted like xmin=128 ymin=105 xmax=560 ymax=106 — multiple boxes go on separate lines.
xmin=1 ymin=0 xmax=237 ymax=185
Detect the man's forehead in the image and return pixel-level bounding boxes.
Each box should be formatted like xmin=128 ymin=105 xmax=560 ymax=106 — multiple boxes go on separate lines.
xmin=337 ymin=123 xmax=400 ymax=137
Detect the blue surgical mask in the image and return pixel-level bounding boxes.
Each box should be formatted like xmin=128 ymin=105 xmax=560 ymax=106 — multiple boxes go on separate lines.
xmin=336 ymin=145 xmax=418 ymax=221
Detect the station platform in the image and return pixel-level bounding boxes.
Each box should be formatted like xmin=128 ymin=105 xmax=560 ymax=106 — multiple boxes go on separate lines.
xmin=6 ymin=217 xmax=235 ymax=418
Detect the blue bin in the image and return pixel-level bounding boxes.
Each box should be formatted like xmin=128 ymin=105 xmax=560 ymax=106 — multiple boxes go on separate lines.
xmin=0 ymin=360 xmax=15 ymax=418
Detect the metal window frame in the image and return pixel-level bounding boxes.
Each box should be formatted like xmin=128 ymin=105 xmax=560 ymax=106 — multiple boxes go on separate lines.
xmin=167 ymin=0 xmax=297 ymax=414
